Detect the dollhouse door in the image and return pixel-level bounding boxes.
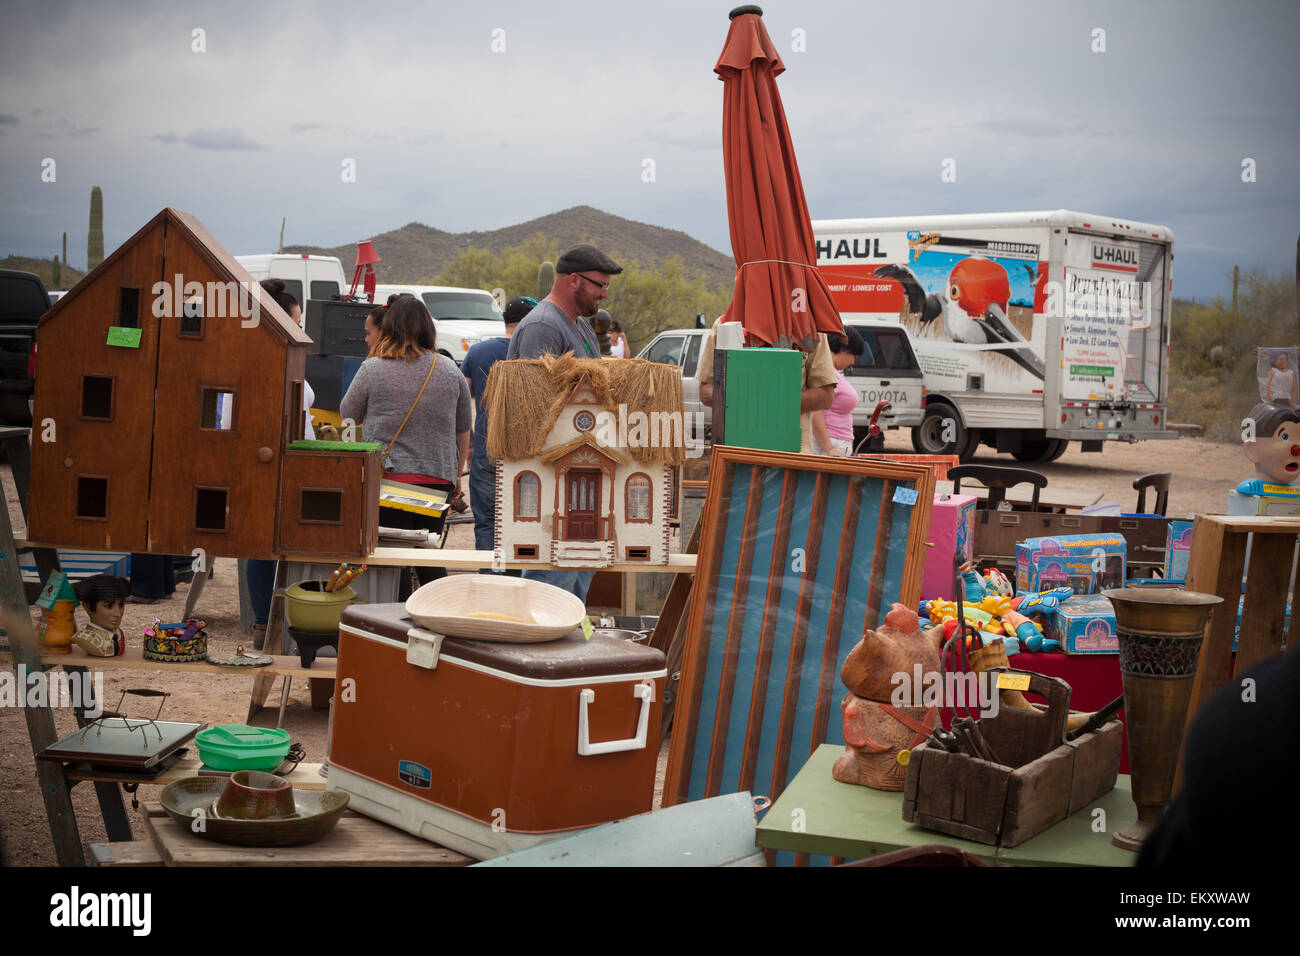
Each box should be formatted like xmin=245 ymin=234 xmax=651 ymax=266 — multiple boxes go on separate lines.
xmin=566 ymin=469 xmax=601 ymax=540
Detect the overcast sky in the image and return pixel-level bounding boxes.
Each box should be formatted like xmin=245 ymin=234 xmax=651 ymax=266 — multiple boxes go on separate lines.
xmin=1 ymin=0 xmax=1296 ymax=302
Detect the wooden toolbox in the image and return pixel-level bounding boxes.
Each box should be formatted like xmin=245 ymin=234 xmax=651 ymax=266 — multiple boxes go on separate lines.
xmin=901 ymin=671 xmax=1122 ymax=847
xmin=328 ymin=603 xmax=666 ymax=861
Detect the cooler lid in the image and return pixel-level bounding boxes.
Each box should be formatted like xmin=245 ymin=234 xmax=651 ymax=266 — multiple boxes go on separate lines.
xmin=341 ymin=603 xmax=665 ymax=679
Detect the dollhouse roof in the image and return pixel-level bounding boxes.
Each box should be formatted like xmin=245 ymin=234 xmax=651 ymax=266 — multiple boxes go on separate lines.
xmin=539 ymin=432 xmax=631 ymax=466
xmin=39 ymin=207 xmax=312 ymax=346
xmin=484 ymin=354 xmax=685 ymax=466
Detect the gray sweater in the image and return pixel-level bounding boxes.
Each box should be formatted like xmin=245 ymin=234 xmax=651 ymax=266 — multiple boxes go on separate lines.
xmin=340 ymin=352 xmax=471 ymax=481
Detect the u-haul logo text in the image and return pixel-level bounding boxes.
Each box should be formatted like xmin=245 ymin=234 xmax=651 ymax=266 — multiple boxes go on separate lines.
xmin=1090 ymin=242 xmax=1138 ymax=271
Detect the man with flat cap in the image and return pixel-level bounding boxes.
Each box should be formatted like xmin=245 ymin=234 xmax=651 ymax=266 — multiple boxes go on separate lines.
xmin=507 ymin=244 xmax=621 ymax=602
xmin=507 ymin=244 xmax=622 ymax=361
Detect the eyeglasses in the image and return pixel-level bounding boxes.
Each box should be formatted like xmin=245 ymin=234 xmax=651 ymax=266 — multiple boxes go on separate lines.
xmin=574 ymin=274 xmax=610 ymax=292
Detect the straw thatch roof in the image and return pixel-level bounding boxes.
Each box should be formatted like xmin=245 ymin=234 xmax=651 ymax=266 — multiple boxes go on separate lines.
xmin=485 ymin=355 xmax=686 ymax=465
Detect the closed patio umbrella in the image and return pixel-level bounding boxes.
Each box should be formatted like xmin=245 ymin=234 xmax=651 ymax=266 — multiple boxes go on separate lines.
xmin=715 ymin=5 xmax=843 ymax=348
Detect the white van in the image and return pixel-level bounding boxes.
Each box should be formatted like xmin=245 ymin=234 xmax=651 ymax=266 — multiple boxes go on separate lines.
xmin=371 ymin=284 xmax=505 ymax=365
xmin=234 ymin=254 xmax=347 ymax=307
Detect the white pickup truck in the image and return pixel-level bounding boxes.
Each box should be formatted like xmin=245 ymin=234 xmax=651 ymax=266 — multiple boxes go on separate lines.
xmin=637 ymin=324 xmax=924 ymax=450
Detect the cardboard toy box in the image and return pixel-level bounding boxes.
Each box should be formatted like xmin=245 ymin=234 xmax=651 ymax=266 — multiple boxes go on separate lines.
xmin=328 ymin=603 xmax=667 ymax=860
xmin=1226 ymin=488 xmax=1300 ymax=516
xmin=1016 ymin=534 xmax=1127 ymax=594
xmin=1163 ymin=520 xmax=1193 ymax=580
xmin=1044 ymin=594 xmax=1119 ymax=654
xmin=921 ymin=493 xmax=978 ymax=601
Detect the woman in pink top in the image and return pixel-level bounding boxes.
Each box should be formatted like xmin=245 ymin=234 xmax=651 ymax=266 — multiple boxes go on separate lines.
xmin=814 ymin=328 xmax=864 ymax=456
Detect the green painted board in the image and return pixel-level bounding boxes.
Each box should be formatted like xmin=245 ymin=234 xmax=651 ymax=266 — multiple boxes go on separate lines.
xmin=757 ymin=744 xmax=1137 ymax=866
xmin=713 ymin=347 xmax=802 ymax=452
xmin=106 ymin=326 xmax=142 ymax=348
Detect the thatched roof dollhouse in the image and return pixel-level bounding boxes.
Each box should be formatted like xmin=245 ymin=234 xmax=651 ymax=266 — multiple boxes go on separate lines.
xmin=28 ymin=207 xmax=379 ymax=559
xmin=485 ymin=355 xmax=686 ymax=567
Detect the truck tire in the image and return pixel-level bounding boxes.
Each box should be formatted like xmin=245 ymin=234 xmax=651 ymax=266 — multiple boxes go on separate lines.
xmin=1012 ymin=438 xmax=1068 ymax=462
xmin=959 ymin=428 xmax=983 ymax=462
xmin=911 ymin=402 xmax=965 ymax=457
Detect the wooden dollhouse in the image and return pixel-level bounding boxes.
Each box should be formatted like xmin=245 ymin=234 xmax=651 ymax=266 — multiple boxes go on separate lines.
xmin=28 ymin=207 xmax=379 ymax=560
xmin=485 ymin=356 xmax=686 ymax=567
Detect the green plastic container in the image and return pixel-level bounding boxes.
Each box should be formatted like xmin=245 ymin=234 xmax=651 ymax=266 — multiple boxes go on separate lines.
xmin=195 ymin=724 xmax=292 ymax=772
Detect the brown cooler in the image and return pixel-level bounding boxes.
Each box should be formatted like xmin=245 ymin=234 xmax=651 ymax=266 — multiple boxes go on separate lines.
xmin=328 ymin=603 xmax=666 ymax=860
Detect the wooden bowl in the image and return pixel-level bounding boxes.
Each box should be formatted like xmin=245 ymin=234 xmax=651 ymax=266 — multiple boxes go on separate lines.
xmin=404 ymin=576 xmax=585 ymax=642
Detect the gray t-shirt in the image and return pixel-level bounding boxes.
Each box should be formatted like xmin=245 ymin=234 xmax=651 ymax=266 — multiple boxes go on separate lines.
xmin=339 ymin=351 xmax=470 ymax=481
xmin=506 ymin=299 xmax=599 ymax=360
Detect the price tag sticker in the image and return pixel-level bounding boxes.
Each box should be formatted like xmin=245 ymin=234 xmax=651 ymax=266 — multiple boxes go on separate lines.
xmin=997 ymin=672 xmax=1032 ymax=691
xmin=106 ymin=326 xmax=142 ymax=348
xmin=580 ymin=616 xmax=594 ymax=640
xmin=893 ymin=487 xmax=919 ymax=506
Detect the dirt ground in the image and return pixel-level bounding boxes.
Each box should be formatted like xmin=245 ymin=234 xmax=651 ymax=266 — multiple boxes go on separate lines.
xmin=0 ymin=433 xmax=1244 ymax=866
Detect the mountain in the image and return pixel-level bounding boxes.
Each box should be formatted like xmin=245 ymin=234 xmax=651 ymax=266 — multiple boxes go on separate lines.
xmin=285 ymin=206 xmax=736 ymax=288
xmin=1 ymin=256 xmax=86 ymax=290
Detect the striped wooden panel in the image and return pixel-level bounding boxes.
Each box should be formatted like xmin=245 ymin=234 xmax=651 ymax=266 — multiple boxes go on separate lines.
xmin=665 ymin=448 xmax=934 ymax=835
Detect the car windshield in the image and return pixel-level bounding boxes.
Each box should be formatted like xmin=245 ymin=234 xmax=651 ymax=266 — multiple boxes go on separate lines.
xmin=421 ymin=292 xmax=502 ymax=321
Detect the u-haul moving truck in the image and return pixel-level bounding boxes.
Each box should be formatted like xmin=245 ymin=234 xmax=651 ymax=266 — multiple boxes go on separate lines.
xmin=812 ymin=210 xmax=1178 ymax=461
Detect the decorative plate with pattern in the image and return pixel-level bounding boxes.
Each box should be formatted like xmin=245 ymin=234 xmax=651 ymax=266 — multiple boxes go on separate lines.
xmin=207 ymin=650 xmax=273 ymax=667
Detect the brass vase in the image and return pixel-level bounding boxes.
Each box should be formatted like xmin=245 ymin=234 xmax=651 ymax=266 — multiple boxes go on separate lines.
xmin=1102 ymin=587 xmax=1223 ymax=852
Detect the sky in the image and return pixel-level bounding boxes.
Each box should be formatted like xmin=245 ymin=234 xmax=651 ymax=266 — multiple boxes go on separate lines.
xmin=1 ymin=0 xmax=1297 ymax=302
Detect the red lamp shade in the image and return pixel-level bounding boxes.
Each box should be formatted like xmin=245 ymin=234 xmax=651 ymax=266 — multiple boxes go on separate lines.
xmin=354 ymin=240 xmax=381 ymax=268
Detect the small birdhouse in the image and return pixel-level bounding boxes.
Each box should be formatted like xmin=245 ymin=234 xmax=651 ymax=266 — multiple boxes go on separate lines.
xmin=36 ymin=569 xmax=77 ymax=611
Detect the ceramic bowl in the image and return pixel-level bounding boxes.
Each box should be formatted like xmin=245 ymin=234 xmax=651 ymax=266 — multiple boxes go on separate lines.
xmin=214 ymin=770 xmax=297 ymax=820
xmin=405 ymin=575 xmax=585 ymax=642
xmin=160 ymin=777 xmax=350 ymax=847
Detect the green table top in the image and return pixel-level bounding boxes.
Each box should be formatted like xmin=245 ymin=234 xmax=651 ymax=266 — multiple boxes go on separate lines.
xmin=757 ymin=744 xmax=1139 ymax=866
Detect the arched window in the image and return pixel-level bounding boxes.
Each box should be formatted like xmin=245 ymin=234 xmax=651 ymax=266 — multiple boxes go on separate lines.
xmin=515 ymin=471 xmax=540 ymax=520
xmin=626 ymin=473 xmax=652 ymax=522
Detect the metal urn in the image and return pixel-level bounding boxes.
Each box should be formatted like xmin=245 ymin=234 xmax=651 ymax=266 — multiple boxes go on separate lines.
xmin=1102 ymin=587 xmax=1223 ymax=852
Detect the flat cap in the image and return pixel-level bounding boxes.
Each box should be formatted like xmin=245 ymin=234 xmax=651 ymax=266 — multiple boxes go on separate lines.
xmin=503 ymin=295 xmax=537 ymax=324
xmin=556 ymin=244 xmax=623 ymax=275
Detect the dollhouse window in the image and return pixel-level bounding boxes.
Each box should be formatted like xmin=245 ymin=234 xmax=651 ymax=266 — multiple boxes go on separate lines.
xmin=515 ymin=472 xmax=540 ymax=520
xmin=201 ymin=388 xmax=235 ymax=430
xmin=181 ymin=297 xmax=204 ymax=336
xmin=626 ymin=473 xmax=652 ymax=522
xmin=75 ymin=476 xmax=109 ymax=520
xmin=117 ymin=288 xmax=140 ymax=328
xmin=300 ymin=489 xmax=343 ymax=524
xmin=626 ymin=547 xmax=650 ymax=561
xmin=515 ymin=545 xmax=539 ymax=559
xmin=194 ymin=486 xmax=229 ymax=532
xmin=667 ymin=466 xmax=680 ymax=519
xmin=574 ymin=410 xmax=596 ymax=432
xmin=80 ymin=375 xmax=114 ymax=420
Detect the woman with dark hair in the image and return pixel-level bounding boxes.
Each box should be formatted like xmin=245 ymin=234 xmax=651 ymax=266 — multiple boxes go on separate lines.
xmin=341 ymin=295 xmax=471 ymax=597
xmin=814 ymin=327 xmax=865 ymax=456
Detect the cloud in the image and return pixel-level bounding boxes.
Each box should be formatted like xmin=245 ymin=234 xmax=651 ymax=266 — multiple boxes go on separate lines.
xmin=151 ymin=132 xmax=179 ymax=143
xmin=0 ymin=114 xmax=18 ymax=126
xmin=289 ymin=122 xmax=324 ymax=133
xmin=180 ymin=128 xmax=264 ymax=151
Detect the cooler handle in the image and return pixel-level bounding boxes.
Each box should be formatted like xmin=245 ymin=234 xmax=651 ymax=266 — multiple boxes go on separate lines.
xmin=577 ymin=681 xmax=654 ymax=756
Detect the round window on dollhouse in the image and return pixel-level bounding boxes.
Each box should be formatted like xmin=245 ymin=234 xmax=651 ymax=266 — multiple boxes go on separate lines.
xmin=574 ymin=411 xmax=596 ymax=432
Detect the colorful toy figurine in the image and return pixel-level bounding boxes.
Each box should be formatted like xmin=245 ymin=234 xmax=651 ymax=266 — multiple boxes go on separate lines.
xmin=1238 ymin=402 xmax=1300 ymax=496
xmin=36 ymin=569 xmax=79 ymax=654
xmin=70 ymin=574 xmax=131 ymax=657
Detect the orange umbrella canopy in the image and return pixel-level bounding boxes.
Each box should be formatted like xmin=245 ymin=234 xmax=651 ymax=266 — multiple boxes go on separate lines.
xmin=715 ymin=6 xmax=843 ymax=348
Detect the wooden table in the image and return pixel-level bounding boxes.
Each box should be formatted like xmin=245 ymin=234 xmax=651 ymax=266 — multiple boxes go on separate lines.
xmin=934 ymin=481 xmax=1102 ymax=513
xmin=755 ymin=745 xmax=1137 ymax=866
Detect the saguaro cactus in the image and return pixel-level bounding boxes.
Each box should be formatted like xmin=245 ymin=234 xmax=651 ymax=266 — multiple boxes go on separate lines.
xmin=52 ymin=255 xmax=60 ymax=287
xmin=87 ymin=186 xmax=104 ymax=271
xmin=536 ymin=260 xmax=555 ymax=300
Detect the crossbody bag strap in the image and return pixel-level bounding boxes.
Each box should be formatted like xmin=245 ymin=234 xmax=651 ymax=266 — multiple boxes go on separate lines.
xmin=383 ymin=354 xmax=438 ymax=465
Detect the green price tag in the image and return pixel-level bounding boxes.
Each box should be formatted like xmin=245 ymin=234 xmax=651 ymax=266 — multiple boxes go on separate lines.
xmin=580 ymin=616 xmax=594 ymax=640
xmin=107 ymin=326 xmax=142 ymax=348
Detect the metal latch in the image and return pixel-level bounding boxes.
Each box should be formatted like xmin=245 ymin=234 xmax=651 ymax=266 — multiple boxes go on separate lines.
xmin=406 ymin=628 xmax=446 ymax=670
